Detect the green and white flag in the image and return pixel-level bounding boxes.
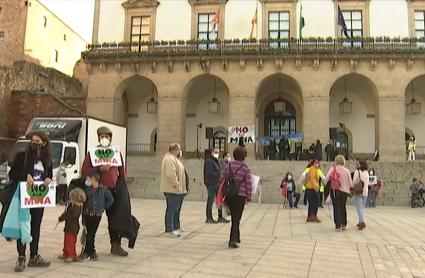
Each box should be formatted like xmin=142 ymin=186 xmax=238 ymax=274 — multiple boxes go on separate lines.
xmin=299 ymin=3 xmax=305 ymax=38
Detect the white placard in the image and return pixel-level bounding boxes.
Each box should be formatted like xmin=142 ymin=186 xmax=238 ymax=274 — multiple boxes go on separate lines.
xmin=228 ymin=126 xmax=256 ymax=144
xmin=89 ymin=146 xmax=122 ymax=167
xmin=251 ymin=175 xmax=260 ymax=195
xmin=20 ymin=181 xmax=56 ymax=208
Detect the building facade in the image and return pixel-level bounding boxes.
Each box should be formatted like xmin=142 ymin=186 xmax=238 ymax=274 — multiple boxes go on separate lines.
xmin=0 ymin=0 xmax=88 ymax=75
xmin=80 ymin=0 xmax=425 ymax=161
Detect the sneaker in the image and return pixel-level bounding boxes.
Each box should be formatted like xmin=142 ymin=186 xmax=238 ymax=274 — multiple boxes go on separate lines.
xmin=217 ymin=218 xmax=230 ymax=223
xmin=65 ymin=258 xmax=76 ymax=263
xmin=76 ymin=253 xmax=90 ymax=262
xmin=168 ymin=231 xmax=181 ymax=237
xmin=294 ymin=205 xmax=298 ymax=208
xmin=90 ymin=253 xmax=99 ymax=261
xmin=177 ymin=228 xmax=185 ymax=233
xmin=14 ymin=256 xmax=26 ymax=272
xmin=228 ymin=241 xmax=239 ymax=249
xmin=205 ymin=218 xmax=217 ymax=224
xmin=28 ymin=255 xmax=50 ymax=267
xmin=58 ymin=254 xmax=67 ymax=260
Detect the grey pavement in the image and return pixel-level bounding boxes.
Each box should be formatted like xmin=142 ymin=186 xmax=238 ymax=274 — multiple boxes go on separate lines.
xmin=0 ymin=200 xmax=425 ymax=278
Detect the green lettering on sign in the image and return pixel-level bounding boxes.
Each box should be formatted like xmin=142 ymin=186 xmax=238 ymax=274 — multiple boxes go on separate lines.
xmin=94 ymin=148 xmax=114 ymax=159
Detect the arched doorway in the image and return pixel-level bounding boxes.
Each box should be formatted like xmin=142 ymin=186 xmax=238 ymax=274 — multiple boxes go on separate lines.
xmin=210 ymin=131 xmax=226 ymax=152
xmin=336 ymin=132 xmax=349 ymax=159
xmin=264 ymin=100 xmax=296 ymax=136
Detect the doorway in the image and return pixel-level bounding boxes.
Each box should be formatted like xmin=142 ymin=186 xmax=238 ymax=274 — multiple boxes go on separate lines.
xmin=336 ymin=132 xmax=348 ymax=159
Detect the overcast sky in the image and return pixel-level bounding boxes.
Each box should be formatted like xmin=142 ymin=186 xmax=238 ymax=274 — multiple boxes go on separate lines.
xmin=40 ymin=0 xmax=95 ymax=42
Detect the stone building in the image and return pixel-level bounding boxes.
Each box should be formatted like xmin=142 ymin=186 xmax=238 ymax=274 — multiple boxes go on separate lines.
xmin=0 ymin=0 xmax=88 ymax=76
xmin=79 ymin=0 xmax=425 ymax=161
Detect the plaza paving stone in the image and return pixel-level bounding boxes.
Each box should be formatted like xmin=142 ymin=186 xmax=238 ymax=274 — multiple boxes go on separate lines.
xmin=0 ymin=200 xmax=425 ymax=277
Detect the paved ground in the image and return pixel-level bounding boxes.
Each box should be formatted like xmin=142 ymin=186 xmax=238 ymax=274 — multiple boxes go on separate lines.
xmin=0 ymin=200 xmax=425 ymax=278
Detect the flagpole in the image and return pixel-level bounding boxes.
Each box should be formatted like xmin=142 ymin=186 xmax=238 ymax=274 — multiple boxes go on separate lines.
xmin=256 ymin=0 xmax=259 ymax=41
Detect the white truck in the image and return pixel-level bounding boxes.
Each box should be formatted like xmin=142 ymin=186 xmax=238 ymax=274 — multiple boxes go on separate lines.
xmin=6 ymin=116 xmax=127 ymax=186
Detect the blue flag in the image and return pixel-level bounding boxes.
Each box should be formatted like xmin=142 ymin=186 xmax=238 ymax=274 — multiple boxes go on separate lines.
xmin=338 ymin=5 xmax=349 ymax=37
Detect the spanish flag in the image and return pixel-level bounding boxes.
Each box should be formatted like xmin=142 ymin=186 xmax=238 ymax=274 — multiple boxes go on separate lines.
xmin=210 ymin=7 xmax=220 ymax=32
xmin=249 ymin=8 xmax=258 ymax=39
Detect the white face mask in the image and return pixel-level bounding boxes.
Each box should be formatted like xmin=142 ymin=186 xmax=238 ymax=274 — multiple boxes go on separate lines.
xmin=213 ymin=154 xmax=219 ymax=159
xmin=99 ymin=138 xmax=110 ymax=148
xmin=227 ymin=157 xmax=231 ymax=161
xmin=179 ymin=150 xmax=183 ymax=158
xmin=287 ymin=176 xmax=292 ymax=180
xmin=60 ymin=167 xmax=65 ymax=170
xmin=369 ymin=172 xmax=373 ymax=175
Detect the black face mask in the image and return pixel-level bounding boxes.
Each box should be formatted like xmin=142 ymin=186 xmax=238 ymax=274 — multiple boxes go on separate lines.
xmin=31 ymin=142 xmax=43 ymax=151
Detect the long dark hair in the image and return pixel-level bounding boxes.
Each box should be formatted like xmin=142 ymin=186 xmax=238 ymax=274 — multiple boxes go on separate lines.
xmin=26 ymin=131 xmax=53 ymax=168
xmin=283 ymin=172 xmax=293 ymax=181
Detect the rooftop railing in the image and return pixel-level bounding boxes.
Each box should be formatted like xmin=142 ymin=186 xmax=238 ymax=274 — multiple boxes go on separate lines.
xmin=82 ymin=37 xmax=425 ymax=61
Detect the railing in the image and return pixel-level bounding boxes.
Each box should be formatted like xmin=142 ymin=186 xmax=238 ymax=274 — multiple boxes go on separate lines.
xmin=82 ymin=37 xmax=425 ymax=61
xmin=127 ymin=143 xmax=154 ymax=156
xmin=414 ymin=146 xmax=425 ymax=159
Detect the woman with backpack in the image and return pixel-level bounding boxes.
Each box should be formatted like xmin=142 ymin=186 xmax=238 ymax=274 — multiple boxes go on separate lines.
xmin=352 ymin=160 xmax=369 ymax=230
xmin=325 ymin=155 xmax=353 ymax=231
xmin=219 ymin=147 xmax=252 ymax=249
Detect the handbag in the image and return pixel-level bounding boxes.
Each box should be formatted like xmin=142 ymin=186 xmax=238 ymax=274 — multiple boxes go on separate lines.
xmin=353 ymin=170 xmax=364 ymax=195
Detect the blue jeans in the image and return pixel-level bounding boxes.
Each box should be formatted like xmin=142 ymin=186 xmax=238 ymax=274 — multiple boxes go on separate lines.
xmin=206 ymin=186 xmax=217 ymax=219
xmin=164 ymin=193 xmax=185 ymax=233
xmin=355 ymin=195 xmax=367 ymax=223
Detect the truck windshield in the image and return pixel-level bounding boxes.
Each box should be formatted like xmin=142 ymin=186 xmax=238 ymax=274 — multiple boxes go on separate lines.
xmin=8 ymin=141 xmax=63 ymax=169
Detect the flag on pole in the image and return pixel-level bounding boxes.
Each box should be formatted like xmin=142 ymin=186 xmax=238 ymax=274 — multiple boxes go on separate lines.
xmin=249 ymin=8 xmax=258 ymax=39
xmin=299 ymin=3 xmax=305 ymax=38
xmin=210 ymin=7 xmax=220 ymax=32
xmin=338 ymin=5 xmax=349 ymax=37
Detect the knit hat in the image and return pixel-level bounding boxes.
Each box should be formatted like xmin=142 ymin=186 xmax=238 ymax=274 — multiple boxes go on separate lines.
xmin=97 ymin=126 xmax=112 ymax=136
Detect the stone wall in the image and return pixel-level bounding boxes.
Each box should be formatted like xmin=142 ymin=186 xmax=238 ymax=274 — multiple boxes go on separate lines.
xmin=0 ymin=61 xmax=87 ymax=137
xmin=9 ymin=91 xmax=86 ymax=137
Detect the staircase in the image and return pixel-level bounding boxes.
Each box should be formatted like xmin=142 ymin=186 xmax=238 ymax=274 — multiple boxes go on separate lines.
xmin=127 ymin=158 xmax=425 ymax=206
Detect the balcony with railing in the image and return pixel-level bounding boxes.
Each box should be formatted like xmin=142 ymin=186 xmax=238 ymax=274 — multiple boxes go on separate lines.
xmin=82 ymin=37 xmax=425 ymax=61
xmin=127 ymin=143 xmax=154 ymax=156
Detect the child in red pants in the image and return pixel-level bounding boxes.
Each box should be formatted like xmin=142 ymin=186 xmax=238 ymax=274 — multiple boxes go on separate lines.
xmin=58 ymin=188 xmax=86 ymax=262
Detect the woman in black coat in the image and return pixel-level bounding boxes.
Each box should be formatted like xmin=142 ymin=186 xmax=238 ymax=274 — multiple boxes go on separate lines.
xmin=8 ymin=132 xmax=53 ymax=272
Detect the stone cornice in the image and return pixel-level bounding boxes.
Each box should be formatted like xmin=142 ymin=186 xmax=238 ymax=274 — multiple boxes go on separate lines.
xmin=188 ymin=0 xmax=228 ymax=5
xmin=121 ymin=0 xmax=160 ymax=9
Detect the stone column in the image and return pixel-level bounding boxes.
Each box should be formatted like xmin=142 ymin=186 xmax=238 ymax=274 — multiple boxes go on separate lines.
xmin=376 ymin=97 xmax=405 ymax=161
xmin=228 ymin=96 xmax=256 ymax=158
xmin=302 ymin=96 xmax=330 ymax=149
xmin=156 ymin=97 xmax=186 ymax=156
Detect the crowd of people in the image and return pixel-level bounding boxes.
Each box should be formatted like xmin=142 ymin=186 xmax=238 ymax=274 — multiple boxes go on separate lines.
xmin=0 ymin=127 xmax=138 ymax=273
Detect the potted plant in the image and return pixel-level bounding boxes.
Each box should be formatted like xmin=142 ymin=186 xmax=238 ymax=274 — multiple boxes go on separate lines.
xmin=153 ymin=40 xmax=161 ymax=46
xmin=233 ymin=38 xmax=240 ymax=44
xmin=177 ymin=40 xmax=185 ymax=45
xmin=375 ymin=36 xmax=383 ymax=42
xmin=170 ymin=40 xmax=177 ymax=45
xmin=383 ymin=36 xmax=391 ymax=42
xmin=317 ymin=37 xmax=325 ymax=42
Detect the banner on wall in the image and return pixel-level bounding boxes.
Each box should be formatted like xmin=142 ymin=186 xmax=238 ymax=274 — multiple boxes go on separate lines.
xmin=257 ymin=133 xmax=303 ymax=145
xmin=228 ymin=126 xmax=256 ymax=144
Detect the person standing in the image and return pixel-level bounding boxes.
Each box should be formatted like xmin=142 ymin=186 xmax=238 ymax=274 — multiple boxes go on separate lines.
xmin=325 ymin=155 xmax=352 ymax=231
xmin=299 ymin=160 xmax=324 ymax=222
xmin=160 ymin=143 xmax=187 ymax=237
xmin=408 ymin=136 xmax=416 ymax=162
xmin=8 ymin=132 xmax=53 ymax=272
xmin=315 ymin=140 xmax=323 ymax=161
xmin=81 ymin=126 xmax=127 ymax=256
xmin=268 ymin=136 xmax=277 ymax=160
xmin=352 ymin=160 xmax=369 ymax=230
xmin=219 ymin=152 xmax=231 ymax=169
xmin=204 ymin=148 xmax=229 ymax=223
xmin=220 ymin=147 xmax=252 ymax=249
xmin=56 ymin=162 xmax=68 ymax=205
xmin=279 ymin=136 xmax=290 ymax=161
xmin=325 ymin=141 xmax=334 ymax=161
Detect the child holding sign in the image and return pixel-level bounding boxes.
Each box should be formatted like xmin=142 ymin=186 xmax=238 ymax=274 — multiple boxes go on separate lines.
xmin=58 ymin=188 xmax=86 ymax=262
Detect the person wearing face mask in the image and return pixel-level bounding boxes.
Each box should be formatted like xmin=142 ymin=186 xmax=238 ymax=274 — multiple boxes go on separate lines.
xmin=77 ymin=171 xmax=114 ymax=262
xmin=160 ymin=143 xmax=187 ymax=237
xmin=219 ymin=152 xmax=231 ymax=169
xmin=204 ymin=148 xmax=229 ymax=223
xmin=81 ymin=126 xmax=127 ymax=256
xmin=55 ymin=162 xmax=68 ymax=205
xmin=2 ymin=131 xmax=53 ymax=272
xmin=280 ymin=172 xmax=300 ymax=208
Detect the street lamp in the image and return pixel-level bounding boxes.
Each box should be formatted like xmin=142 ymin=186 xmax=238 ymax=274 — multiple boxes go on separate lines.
xmin=339 ymin=78 xmax=352 ymax=114
xmin=146 ymin=83 xmax=157 ymax=114
xmin=274 ymin=78 xmax=286 ymax=113
xmin=208 ymin=78 xmax=221 ymax=114
xmin=406 ymin=81 xmax=421 ymax=115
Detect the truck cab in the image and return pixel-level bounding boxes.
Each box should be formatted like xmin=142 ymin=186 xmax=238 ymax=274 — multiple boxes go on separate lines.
xmin=8 ymin=139 xmax=81 ymax=186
